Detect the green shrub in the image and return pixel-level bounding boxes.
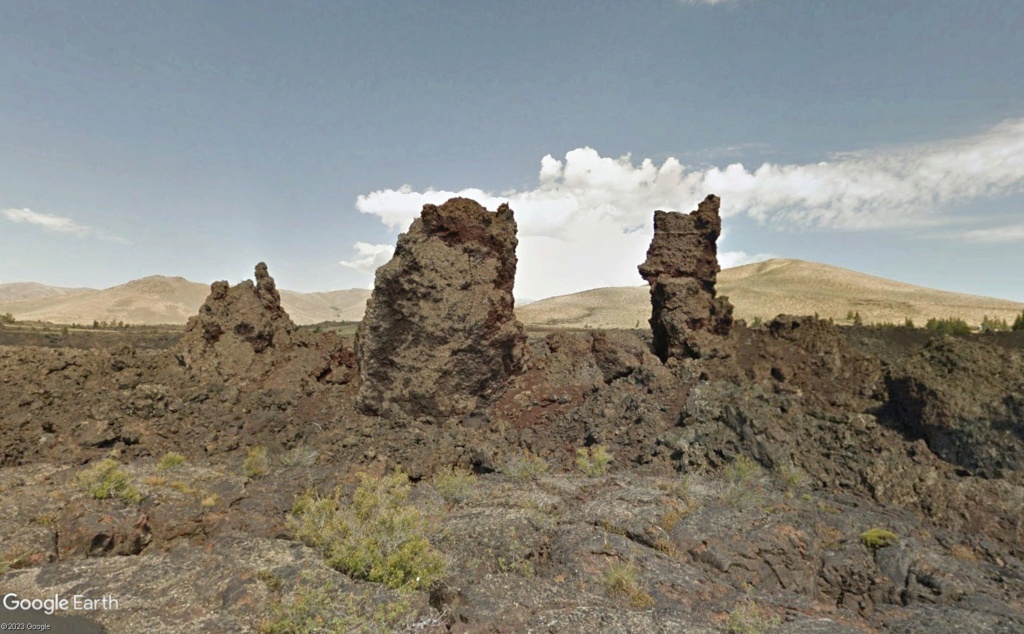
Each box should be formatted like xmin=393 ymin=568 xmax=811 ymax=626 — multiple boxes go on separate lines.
xmin=1013 ymin=311 xmax=1024 ymax=331
xmin=503 ymin=450 xmax=549 ymax=480
xmin=981 ymin=315 xmax=1010 ymax=333
xmin=243 ymin=446 xmax=271 ymax=479
xmin=904 ymin=317 xmax=915 ymax=329
xmin=0 ymin=313 xmax=14 ymax=324
xmin=78 ymin=459 xmax=142 ymax=504
xmin=925 ymin=317 xmax=971 ymax=335
xmin=290 ymin=471 xmax=446 ymax=591
xmin=432 ymin=466 xmax=477 ymax=504
xmin=860 ymin=528 xmax=898 ymax=550
xmin=157 ymin=452 xmax=186 ymax=471
xmin=575 ymin=445 xmax=613 ymax=477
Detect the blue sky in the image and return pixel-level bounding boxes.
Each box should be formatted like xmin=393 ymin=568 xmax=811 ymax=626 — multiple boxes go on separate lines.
xmin=2 ymin=1 xmax=1022 ymax=301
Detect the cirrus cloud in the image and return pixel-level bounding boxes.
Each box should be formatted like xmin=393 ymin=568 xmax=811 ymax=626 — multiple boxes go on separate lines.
xmin=2 ymin=208 xmax=91 ymax=236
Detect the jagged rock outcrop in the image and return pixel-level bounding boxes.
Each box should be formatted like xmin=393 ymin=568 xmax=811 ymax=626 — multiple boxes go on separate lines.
xmin=176 ymin=262 xmax=353 ymax=388
xmin=638 ymin=194 xmax=734 ymax=361
xmin=356 ymin=197 xmax=527 ymax=420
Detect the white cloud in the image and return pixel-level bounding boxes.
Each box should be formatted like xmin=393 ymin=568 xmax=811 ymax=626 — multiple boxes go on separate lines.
xmin=340 ymin=242 xmax=395 ymax=272
xmin=963 ymin=224 xmax=1024 ymax=243
xmin=352 ymin=117 xmax=1024 ymax=299
xmin=2 ymin=208 xmax=90 ymax=235
xmin=1 ymin=207 xmax=128 ymax=243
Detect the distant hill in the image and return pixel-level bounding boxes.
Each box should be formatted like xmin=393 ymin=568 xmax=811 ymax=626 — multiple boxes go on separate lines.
xmin=0 ymin=282 xmax=90 ymax=302
xmin=3 ymin=259 xmax=1022 ymax=328
xmin=516 ymin=259 xmax=1024 ymax=329
xmin=0 ymin=276 xmax=372 ymax=326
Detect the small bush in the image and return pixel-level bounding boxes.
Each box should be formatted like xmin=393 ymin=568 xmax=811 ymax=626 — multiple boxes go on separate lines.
xmin=157 ymin=452 xmax=186 ymax=471
xmin=860 ymin=528 xmax=898 ymax=550
xmin=904 ymin=317 xmax=915 ymax=329
xmin=277 ymin=445 xmax=319 ymax=468
xmin=432 ymin=466 xmax=477 ymax=504
xmin=981 ymin=315 xmax=1010 ymax=333
xmin=503 ymin=451 xmax=549 ymax=480
xmin=243 ymin=446 xmax=271 ymax=479
xmin=78 ymin=459 xmax=142 ymax=504
xmin=201 ymin=493 xmax=220 ymax=508
xmin=727 ymin=597 xmax=781 ymax=634
xmin=290 ymin=471 xmax=446 ymax=591
xmin=776 ymin=463 xmax=807 ymax=497
xmin=725 ymin=455 xmax=762 ymax=486
xmin=0 ymin=313 xmax=14 ymax=324
xmin=575 ymin=445 xmax=613 ymax=477
xmin=603 ymin=560 xmax=654 ymax=608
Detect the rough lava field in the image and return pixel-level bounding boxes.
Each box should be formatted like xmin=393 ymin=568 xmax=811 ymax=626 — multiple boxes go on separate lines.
xmin=1 ymin=196 xmax=1023 ymax=633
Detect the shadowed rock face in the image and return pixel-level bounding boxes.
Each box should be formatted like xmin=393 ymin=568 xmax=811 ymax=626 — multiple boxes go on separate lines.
xmin=356 ymin=197 xmax=527 ymax=420
xmin=639 ymin=194 xmax=734 ymax=360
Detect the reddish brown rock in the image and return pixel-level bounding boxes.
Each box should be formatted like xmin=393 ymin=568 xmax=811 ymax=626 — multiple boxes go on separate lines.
xmin=355 ymin=197 xmax=527 ymax=420
xmin=638 ymin=194 xmax=734 ymax=360
xmin=176 ymin=262 xmax=353 ymax=388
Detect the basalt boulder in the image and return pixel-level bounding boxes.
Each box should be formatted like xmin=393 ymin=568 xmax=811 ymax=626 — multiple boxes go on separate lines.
xmin=639 ymin=194 xmax=734 ymax=361
xmin=355 ymin=197 xmax=527 ymax=421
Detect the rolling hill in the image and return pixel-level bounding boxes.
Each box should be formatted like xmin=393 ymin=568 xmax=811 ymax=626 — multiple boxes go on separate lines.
xmin=2 ymin=259 xmax=1022 ymax=328
xmin=516 ymin=259 xmax=1024 ymax=329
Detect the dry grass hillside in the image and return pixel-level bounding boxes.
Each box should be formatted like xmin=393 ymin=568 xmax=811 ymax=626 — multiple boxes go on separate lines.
xmin=4 ymin=259 xmax=1021 ymax=328
xmin=0 ymin=277 xmax=372 ymax=326
xmin=0 ymin=282 xmax=88 ymax=302
xmin=516 ymin=259 xmax=1024 ymax=329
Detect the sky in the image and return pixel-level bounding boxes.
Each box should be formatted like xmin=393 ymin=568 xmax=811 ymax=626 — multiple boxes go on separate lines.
xmin=2 ymin=0 xmax=1023 ymax=302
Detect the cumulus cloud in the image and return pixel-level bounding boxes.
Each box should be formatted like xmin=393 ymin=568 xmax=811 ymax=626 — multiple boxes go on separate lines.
xmin=963 ymin=224 xmax=1024 ymax=243
xmin=340 ymin=242 xmax=395 ymax=272
xmin=352 ymin=117 xmax=1024 ymax=299
xmin=2 ymin=208 xmax=91 ymax=236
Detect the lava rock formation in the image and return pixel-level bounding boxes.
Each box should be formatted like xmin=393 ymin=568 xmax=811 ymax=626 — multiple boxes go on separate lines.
xmin=355 ymin=197 xmax=527 ymax=420
xmin=639 ymin=194 xmax=735 ymax=360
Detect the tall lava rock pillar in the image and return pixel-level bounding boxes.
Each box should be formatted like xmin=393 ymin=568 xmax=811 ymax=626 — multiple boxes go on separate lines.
xmin=638 ymin=194 xmax=735 ymax=361
xmin=355 ymin=197 xmax=528 ymax=421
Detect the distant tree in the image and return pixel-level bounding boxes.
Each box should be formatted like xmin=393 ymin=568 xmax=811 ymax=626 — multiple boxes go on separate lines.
xmin=904 ymin=317 xmax=915 ymax=329
xmin=980 ymin=315 xmax=1010 ymax=333
xmin=1012 ymin=311 xmax=1024 ymax=331
xmin=925 ymin=317 xmax=971 ymax=336
xmin=0 ymin=312 xmax=14 ymax=324
xmin=853 ymin=311 xmax=863 ymax=327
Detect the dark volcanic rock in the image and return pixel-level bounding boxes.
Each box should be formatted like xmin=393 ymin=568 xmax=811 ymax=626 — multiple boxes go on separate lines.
xmin=885 ymin=335 xmax=1024 ymax=476
xmin=355 ymin=197 xmax=527 ymax=420
xmin=176 ymin=262 xmax=354 ymax=390
xmin=638 ymin=194 xmax=734 ymax=361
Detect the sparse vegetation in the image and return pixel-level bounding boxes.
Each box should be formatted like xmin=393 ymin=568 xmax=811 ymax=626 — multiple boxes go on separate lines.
xmin=277 ymin=445 xmax=319 ymax=468
xmin=575 ymin=444 xmax=613 ymax=476
xmin=243 ymin=446 xmax=271 ymax=479
xmin=860 ymin=528 xmax=899 ymax=550
xmin=157 ymin=451 xmax=186 ymax=471
xmin=78 ymin=459 xmax=142 ymax=504
xmin=603 ymin=560 xmax=654 ymax=608
xmin=503 ymin=450 xmax=549 ymax=480
xmin=201 ymin=493 xmax=220 ymax=508
xmin=723 ymin=455 xmax=764 ymax=507
xmin=727 ymin=596 xmax=781 ymax=634
xmin=290 ymin=471 xmax=446 ymax=591
xmin=431 ymin=465 xmax=477 ymax=504
xmin=1013 ymin=311 xmax=1024 ymax=331
xmin=0 ymin=312 xmax=15 ymax=324
xmin=776 ymin=463 xmax=808 ymax=497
